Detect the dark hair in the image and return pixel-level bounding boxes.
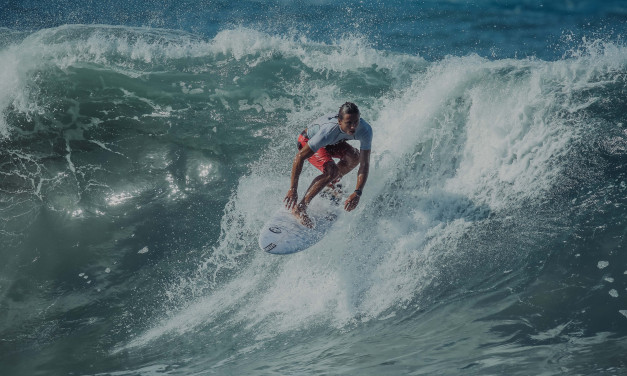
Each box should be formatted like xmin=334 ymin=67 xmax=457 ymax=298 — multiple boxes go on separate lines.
xmin=338 ymin=102 xmax=360 ymax=120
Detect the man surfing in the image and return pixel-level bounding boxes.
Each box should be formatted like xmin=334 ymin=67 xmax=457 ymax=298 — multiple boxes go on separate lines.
xmin=284 ymin=102 xmax=372 ymax=228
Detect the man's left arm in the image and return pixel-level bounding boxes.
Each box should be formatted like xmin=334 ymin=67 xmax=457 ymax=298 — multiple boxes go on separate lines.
xmin=344 ymin=149 xmax=370 ymax=212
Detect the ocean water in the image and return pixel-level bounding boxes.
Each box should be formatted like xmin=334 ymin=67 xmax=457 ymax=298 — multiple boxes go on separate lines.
xmin=1 ymin=1 xmax=627 ymax=375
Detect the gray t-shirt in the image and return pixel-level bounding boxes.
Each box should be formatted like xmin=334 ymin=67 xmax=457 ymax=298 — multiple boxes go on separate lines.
xmin=306 ymin=113 xmax=373 ymax=152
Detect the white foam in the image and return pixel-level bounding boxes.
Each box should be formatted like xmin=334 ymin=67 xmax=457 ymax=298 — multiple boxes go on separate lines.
xmin=105 ymin=29 xmax=627 ymax=348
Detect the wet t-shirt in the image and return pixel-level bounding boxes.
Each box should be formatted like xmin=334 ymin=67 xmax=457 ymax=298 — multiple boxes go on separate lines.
xmin=306 ymin=113 xmax=373 ymax=152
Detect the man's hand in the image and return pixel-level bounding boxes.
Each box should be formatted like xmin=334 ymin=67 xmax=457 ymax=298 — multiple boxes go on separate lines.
xmin=344 ymin=192 xmax=360 ymax=211
xmin=284 ymin=188 xmax=298 ymax=210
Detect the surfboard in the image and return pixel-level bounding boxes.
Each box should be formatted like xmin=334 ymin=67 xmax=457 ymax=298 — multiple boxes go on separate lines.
xmin=259 ymin=185 xmax=344 ymax=254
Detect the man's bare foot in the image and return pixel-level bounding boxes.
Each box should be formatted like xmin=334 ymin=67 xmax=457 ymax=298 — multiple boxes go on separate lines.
xmin=292 ymin=204 xmax=314 ymax=228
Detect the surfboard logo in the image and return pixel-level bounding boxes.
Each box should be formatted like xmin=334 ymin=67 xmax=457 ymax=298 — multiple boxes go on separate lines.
xmin=269 ymin=226 xmax=282 ymax=234
xmin=264 ymin=243 xmax=277 ymax=252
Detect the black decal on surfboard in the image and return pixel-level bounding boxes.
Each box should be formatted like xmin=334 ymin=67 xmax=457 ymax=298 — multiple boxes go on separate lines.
xmin=269 ymin=226 xmax=282 ymax=234
xmin=264 ymin=243 xmax=277 ymax=252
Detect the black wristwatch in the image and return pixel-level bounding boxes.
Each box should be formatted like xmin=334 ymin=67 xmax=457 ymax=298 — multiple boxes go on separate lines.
xmin=354 ymin=189 xmax=362 ymax=196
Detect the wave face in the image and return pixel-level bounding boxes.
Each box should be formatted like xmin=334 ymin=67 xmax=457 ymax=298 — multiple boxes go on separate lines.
xmin=1 ymin=4 xmax=627 ymax=375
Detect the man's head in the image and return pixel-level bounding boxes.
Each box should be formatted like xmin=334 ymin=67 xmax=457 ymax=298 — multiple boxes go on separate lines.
xmin=338 ymin=102 xmax=360 ymax=135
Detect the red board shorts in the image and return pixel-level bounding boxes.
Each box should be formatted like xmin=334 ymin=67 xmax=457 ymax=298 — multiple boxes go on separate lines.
xmin=298 ymin=133 xmax=354 ymax=172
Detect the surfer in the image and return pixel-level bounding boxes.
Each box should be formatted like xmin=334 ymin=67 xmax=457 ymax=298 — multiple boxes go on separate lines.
xmin=284 ymin=102 xmax=372 ymax=228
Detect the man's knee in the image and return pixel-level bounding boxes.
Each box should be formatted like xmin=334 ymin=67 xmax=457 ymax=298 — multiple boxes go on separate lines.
xmin=350 ymin=150 xmax=360 ymax=167
xmin=322 ymin=162 xmax=340 ymax=179
xmin=343 ymin=149 xmax=360 ymax=168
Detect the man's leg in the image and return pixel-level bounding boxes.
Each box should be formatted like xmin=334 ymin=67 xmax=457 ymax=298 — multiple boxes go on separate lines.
xmin=301 ymin=161 xmax=340 ymax=206
xmin=290 ymin=142 xmax=337 ymax=226
xmin=292 ymin=161 xmax=339 ymax=228
xmin=329 ymin=142 xmax=360 ymax=180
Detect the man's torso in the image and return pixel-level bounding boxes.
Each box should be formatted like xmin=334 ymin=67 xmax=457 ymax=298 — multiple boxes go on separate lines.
xmin=306 ymin=113 xmax=372 ymax=152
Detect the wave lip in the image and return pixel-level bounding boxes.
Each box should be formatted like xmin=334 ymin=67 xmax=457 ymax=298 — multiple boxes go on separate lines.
xmin=0 ymin=24 xmax=426 ymax=137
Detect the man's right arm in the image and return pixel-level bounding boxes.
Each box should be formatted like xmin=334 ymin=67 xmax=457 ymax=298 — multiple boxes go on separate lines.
xmin=284 ymin=143 xmax=315 ymax=209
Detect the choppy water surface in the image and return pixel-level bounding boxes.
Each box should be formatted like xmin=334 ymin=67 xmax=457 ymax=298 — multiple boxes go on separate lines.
xmin=1 ymin=1 xmax=626 ymax=375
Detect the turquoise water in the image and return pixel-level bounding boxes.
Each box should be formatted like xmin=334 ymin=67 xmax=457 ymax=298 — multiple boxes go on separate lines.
xmin=1 ymin=2 xmax=627 ymax=375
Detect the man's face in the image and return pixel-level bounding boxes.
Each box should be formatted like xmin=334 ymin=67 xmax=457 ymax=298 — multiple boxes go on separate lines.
xmin=338 ymin=113 xmax=360 ymax=135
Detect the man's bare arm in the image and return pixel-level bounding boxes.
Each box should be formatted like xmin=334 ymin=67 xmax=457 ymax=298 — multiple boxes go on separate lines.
xmin=284 ymin=144 xmax=315 ymax=210
xmin=344 ymin=149 xmax=370 ymax=211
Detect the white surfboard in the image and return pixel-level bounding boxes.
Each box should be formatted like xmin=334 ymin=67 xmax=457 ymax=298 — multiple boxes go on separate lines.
xmin=259 ymin=186 xmax=344 ymax=254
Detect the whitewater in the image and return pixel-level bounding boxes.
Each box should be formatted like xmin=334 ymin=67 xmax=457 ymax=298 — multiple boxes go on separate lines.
xmin=1 ymin=2 xmax=627 ymax=375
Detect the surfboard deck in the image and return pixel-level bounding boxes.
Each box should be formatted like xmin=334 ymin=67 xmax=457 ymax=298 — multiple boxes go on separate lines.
xmin=259 ymin=186 xmax=344 ymax=254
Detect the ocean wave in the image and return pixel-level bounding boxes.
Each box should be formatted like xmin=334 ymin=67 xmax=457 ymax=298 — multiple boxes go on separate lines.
xmin=110 ymin=27 xmax=627 ymax=352
xmin=1 ymin=23 xmax=627 ymax=375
